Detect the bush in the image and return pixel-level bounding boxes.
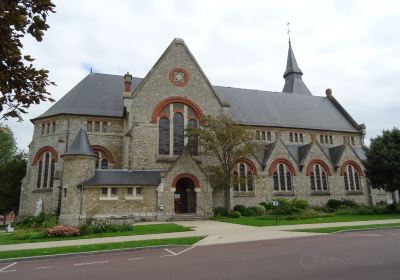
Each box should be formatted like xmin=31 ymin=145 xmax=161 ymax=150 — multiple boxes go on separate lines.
xmin=16 ymin=214 xmax=58 ymax=229
xmin=11 ymin=230 xmax=47 ymax=240
xmin=259 ymin=202 xmax=273 ymax=211
xmin=342 ymin=200 xmax=358 ymax=208
xmin=213 ymin=207 xmax=228 ymax=217
xmin=79 ymin=218 xmax=133 ymax=235
xmin=230 ymin=211 xmax=241 ymax=218
xmin=47 ymin=225 xmax=80 ymax=237
xmin=233 ymin=205 xmax=248 ymax=216
xmin=386 ymin=203 xmax=397 ymax=213
xmin=246 ymin=207 xmax=258 ymax=217
xmin=290 ymin=199 xmax=310 ymax=211
xmin=327 ymin=199 xmax=342 ymax=210
xmin=254 ymin=205 xmax=267 ymax=216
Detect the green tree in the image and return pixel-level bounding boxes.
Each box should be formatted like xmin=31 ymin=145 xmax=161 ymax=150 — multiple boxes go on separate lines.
xmin=364 ymin=128 xmax=400 ymax=199
xmin=0 ymin=0 xmax=56 ymax=120
xmin=0 ymin=126 xmax=27 ymax=215
xmin=187 ymin=115 xmax=254 ymax=212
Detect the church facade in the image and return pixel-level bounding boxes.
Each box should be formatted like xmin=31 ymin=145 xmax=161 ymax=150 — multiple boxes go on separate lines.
xmin=19 ymin=38 xmax=387 ymax=225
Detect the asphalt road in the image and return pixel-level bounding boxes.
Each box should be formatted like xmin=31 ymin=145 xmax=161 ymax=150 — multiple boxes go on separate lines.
xmin=1 ymin=228 xmax=400 ymax=280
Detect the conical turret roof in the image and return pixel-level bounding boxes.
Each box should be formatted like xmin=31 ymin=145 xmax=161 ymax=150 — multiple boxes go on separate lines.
xmin=63 ymin=128 xmax=97 ymax=157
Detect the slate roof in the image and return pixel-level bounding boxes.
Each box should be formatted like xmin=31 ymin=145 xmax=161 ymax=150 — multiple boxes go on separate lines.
xmin=33 ymin=73 xmax=360 ymax=133
xmin=62 ymin=128 xmax=97 ymax=157
xmin=84 ymin=169 xmax=164 ymax=186
xmin=282 ymin=40 xmax=312 ymax=95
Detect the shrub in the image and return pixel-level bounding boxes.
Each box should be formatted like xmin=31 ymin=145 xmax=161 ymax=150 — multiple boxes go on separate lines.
xmin=233 ymin=205 xmax=248 ymax=216
xmin=327 ymin=199 xmax=342 ymax=210
xmin=290 ymin=199 xmax=310 ymax=211
xmin=254 ymin=205 xmax=267 ymax=216
xmin=11 ymin=230 xmax=47 ymax=240
xmin=230 ymin=211 xmax=241 ymax=218
xmin=79 ymin=218 xmax=133 ymax=235
xmin=47 ymin=225 xmax=80 ymax=237
xmin=16 ymin=214 xmax=58 ymax=229
xmin=213 ymin=207 xmax=228 ymax=217
xmin=259 ymin=202 xmax=274 ymax=211
xmin=246 ymin=207 xmax=258 ymax=217
xmin=386 ymin=203 xmax=397 ymax=213
xmin=342 ymin=200 xmax=358 ymax=208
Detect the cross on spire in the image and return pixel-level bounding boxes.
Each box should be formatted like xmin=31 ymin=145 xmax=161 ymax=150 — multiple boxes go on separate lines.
xmin=287 ymin=22 xmax=291 ymax=40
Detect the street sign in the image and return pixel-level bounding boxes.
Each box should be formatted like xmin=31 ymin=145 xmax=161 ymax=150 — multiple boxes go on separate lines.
xmin=272 ymin=200 xmax=279 ymax=207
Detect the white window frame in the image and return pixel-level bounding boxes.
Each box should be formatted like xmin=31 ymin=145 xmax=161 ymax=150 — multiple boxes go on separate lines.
xmin=125 ymin=187 xmax=144 ymax=200
xmin=99 ymin=187 xmax=119 ymax=200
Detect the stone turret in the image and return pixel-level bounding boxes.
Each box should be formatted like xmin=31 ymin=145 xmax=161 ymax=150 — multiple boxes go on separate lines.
xmin=59 ymin=128 xmax=97 ymax=225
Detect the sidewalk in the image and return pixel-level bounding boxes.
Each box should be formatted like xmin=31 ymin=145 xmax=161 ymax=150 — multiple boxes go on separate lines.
xmin=0 ymin=219 xmax=399 ymax=252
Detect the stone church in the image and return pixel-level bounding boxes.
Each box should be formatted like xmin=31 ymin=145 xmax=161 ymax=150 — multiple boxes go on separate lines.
xmin=19 ymin=38 xmax=387 ymax=225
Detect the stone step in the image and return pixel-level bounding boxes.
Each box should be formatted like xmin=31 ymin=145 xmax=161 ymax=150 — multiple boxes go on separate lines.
xmin=170 ymin=214 xmax=202 ymax=221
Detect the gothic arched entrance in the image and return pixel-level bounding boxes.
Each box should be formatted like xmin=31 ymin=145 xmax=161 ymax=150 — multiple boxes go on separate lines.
xmin=174 ymin=177 xmax=197 ymax=214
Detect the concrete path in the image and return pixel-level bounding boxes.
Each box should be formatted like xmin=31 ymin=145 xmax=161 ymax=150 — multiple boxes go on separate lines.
xmin=0 ymin=219 xmax=399 ymax=252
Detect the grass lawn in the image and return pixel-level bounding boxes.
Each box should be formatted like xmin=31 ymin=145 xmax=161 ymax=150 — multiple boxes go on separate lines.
xmin=0 ymin=236 xmax=204 ymax=260
xmin=292 ymin=223 xmax=400 ymax=233
xmin=0 ymin=223 xmax=191 ymax=245
xmin=213 ymin=214 xmax=400 ymax=227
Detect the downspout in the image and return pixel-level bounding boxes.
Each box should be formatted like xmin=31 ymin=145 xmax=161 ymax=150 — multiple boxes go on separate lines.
xmin=80 ymin=184 xmax=83 ymax=217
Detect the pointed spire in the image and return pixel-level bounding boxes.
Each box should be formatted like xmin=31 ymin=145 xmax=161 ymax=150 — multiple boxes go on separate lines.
xmin=63 ymin=128 xmax=97 ymax=157
xmin=282 ymin=40 xmax=312 ymax=95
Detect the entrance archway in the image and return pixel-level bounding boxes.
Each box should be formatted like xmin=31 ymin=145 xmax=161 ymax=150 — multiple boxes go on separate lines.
xmin=174 ymin=177 xmax=197 ymax=213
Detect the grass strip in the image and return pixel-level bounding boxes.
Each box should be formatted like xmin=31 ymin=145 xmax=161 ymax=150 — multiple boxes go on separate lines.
xmin=0 ymin=223 xmax=192 ymax=245
xmin=0 ymin=236 xmax=204 ymax=260
xmin=292 ymin=223 xmax=400 ymax=233
xmin=213 ymin=214 xmax=400 ymax=227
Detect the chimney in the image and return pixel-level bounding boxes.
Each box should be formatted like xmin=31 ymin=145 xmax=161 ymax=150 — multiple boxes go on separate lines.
xmin=124 ymin=72 xmax=133 ymax=92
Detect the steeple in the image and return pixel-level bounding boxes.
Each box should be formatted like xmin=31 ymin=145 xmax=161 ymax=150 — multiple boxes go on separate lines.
xmin=282 ymin=40 xmax=312 ymax=95
xmin=62 ymin=128 xmax=97 ymax=157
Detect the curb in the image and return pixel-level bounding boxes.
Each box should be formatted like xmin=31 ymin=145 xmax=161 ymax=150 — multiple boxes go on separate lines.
xmin=0 ymin=244 xmax=194 ymax=264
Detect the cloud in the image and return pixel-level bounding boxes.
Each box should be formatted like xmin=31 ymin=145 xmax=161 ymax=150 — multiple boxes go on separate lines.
xmin=4 ymin=0 xmax=400 ymax=149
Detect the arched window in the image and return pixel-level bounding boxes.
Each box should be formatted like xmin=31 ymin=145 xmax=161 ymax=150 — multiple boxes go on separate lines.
xmin=35 ymin=151 xmax=57 ymax=188
xmin=272 ymin=163 xmax=294 ymax=192
xmin=155 ymin=99 xmax=201 ymax=156
xmin=158 ymin=117 xmax=170 ymax=155
xmin=92 ymin=146 xmax=113 ymax=170
xmin=232 ymin=161 xmax=256 ymax=192
xmin=309 ymin=164 xmax=329 ymax=191
xmin=173 ymin=112 xmax=184 ymax=155
xmin=343 ymin=164 xmax=361 ymax=191
xmin=187 ymin=119 xmax=198 ymax=156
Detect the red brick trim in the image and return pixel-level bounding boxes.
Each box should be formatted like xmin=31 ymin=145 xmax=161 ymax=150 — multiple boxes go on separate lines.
xmin=340 ymin=160 xmax=364 ymax=176
xmin=305 ymin=159 xmax=332 ymax=176
xmin=172 ymin=173 xmax=200 ymax=188
xmin=232 ymin=158 xmax=258 ymax=175
xmin=91 ymin=145 xmax=115 ymax=163
xmin=151 ymin=96 xmax=204 ymax=124
xmin=32 ymin=146 xmax=58 ymax=165
xmin=268 ymin=158 xmax=296 ymax=176
xmin=169 ymin=68 xmax=189 ymax=87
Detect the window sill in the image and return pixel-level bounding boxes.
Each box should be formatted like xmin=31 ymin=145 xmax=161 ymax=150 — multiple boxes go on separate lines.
xmin=33 ymin=188 xmax=53 ymax=193
xmin=273 ymin=191 xmax=295 ymax=197
xmin=311 ymin=191 xmax=331 ymax=196
xmin=233 ymin=192 xmax=255 ymax=197
xmin=99 ymin=197 xmax=118 ymax=201
xmin=125 ymin=196 xmax=144 ymax=200
xmin=345 ymin=191 xmax=363 ymax=195
xmin=156 ymin=155 xmax=201 ymax=163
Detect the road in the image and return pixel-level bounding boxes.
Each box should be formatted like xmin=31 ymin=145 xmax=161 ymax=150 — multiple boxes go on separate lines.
xmin=1 ymin=228 xmax=400 ymax=280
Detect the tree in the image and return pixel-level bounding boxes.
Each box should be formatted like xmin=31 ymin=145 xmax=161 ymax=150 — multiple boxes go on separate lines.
xmin=0 ymin=0 xmax=56 ymax=120
xmin=0 ymin=126 xmax=27 ymax=215
xmin=187 ymin=115 xmax=254 ymax=212
xmin=364 ymin=128 xmax=400 ymax=199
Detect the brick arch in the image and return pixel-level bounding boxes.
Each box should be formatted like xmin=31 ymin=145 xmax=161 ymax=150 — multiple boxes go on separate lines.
xmin=306 ymin=159 xmax=332 ymax=176
xmin=91 ymin=145 xmax=115 ymax=163
xmin=268 ymin=158 xmax=297 ymax=176
xmin=151 ymin=96 xmax=204 ymax=123
xmin=232 ymin=158 xmax=258 ymax=175
xmin=32 ymin=146 xmax=58 ymax=165
xmin=340 ymin=160 xmax=364 ymax=176
xmin=172 ymin=173 xmax=200 ymax=188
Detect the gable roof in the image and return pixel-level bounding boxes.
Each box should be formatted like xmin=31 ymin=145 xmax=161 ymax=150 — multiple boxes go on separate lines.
xmin=33 ymin=73 xmax=360 ymax=133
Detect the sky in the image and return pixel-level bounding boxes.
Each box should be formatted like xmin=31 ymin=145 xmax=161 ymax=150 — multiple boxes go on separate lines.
xmin=3 ymin=0 xmax=400 ymax=150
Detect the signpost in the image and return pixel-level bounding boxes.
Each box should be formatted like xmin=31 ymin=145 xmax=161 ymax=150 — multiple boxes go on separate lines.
xmin=272 ymin=200 xmax=279 ymax=224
